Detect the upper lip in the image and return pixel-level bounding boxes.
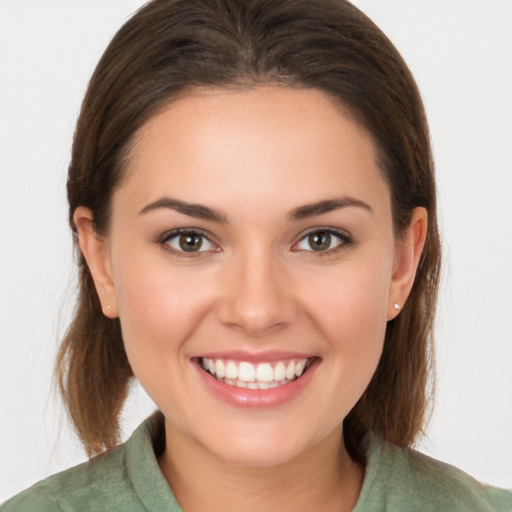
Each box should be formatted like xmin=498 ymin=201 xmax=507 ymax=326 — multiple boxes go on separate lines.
xmin=195 ymin=350 xmax=316 ymax=363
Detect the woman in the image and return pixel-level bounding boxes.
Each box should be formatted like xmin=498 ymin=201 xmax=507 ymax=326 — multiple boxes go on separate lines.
xmin=2 ymin=0 xmax=511 ymax=510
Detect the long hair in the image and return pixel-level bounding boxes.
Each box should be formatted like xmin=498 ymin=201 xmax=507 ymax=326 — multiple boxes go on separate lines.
xmin=56 ymin=0 xmax=441 ymax=459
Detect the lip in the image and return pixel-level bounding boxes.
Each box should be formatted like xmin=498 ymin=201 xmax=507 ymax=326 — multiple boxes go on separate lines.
xmin=193 ymin=355 xmax=320 ymax=409
xmin=196 ymin=350 xmax=316 ymax=363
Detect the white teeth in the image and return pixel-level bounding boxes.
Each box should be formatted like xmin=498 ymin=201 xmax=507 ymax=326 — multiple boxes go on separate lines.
xmin=295 ymin=360 xmax=306 ymax=377
xmin=274 ymin=362 xmax=286 ymax=381
xmin=225 ymin=361 xmax=238 ymax=379
xmin=238 ymin=362 xmax=256 ymax=382
xmin=201 ymin=357 xmax=312 ymax=388
xmin=286 ymin=361 xmax=296 ymax=380
xmin=220 ymin=377 xmax=294 ymax=389
xmin=256 ymin=363 xmax=274 ymax=383
xmin=215 ymin=359 xmax=225 ymax=378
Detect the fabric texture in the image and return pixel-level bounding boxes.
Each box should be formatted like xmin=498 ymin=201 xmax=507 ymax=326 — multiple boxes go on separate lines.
xmin=2 ymin=412 xmax=511 ymax=511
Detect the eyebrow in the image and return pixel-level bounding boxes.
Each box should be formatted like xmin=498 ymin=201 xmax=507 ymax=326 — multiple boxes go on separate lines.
xmin=138 ymin=195 xmax=373 ymax=223
xmin=138 ymin=197 xmax=228 ymax=223
xmin=288 ymin=197 xmax=373 ymax=221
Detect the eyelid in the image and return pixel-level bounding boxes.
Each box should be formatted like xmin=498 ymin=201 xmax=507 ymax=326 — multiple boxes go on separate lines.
xmin=156 ymin=226 xmax=353 ymax=257
xmin=291 ymin=227 xmax=354 ymax=253
xmin=158 ymin=228 xmax=221 ymax=255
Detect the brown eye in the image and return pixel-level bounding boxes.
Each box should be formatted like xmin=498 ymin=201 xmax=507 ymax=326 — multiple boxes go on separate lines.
xmin=294 ymin=228 xmax=352 ymax=254
xmin=308 ymin=232 xmax=332 ymax=251
xmin=162 ymin=230 xmax=217 ymax=254
xmin=179 ymin=233 xmax=203 ymax=252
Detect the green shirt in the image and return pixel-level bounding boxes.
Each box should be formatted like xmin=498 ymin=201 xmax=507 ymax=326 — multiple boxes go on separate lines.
xmin=2 ymin=413 xmax=511 ymax=511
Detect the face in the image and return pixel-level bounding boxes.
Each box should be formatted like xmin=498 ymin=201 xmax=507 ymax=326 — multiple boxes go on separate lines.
xmin=81 ymin=87 xmax=421 ymax=467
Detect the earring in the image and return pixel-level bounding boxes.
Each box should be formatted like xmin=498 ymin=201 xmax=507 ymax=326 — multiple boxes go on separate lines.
xmin=393 ymin=302 xmax=401 ymax=311
xmin=107 ymin=305 xmax=111 ymax=310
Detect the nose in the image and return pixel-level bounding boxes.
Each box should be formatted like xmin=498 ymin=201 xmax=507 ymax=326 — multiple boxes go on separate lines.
xmin=216 ymin=250 xmax=298 ymax=336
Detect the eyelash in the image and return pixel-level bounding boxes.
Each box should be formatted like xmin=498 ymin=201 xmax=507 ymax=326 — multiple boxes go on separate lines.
xmin=158 ymin=228 xmax=220 ymax=257
xmin=292 ymin=227 xmax=354 ymax=256
xmin=157 ymin=227 xmax=354 ymax=257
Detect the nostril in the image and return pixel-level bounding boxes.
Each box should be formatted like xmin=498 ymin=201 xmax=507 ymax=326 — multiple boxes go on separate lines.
xmin=217 ymin=299 xmax=298 ymax=336
xmin=215 ymin=266 xmax=298 ymax=334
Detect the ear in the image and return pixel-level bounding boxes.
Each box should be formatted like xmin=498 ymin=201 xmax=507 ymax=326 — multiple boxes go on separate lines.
xmin=387 ymin=207 xmax=428 ymax=320
xmin=73 ymin=206 xmax=118 ymax=318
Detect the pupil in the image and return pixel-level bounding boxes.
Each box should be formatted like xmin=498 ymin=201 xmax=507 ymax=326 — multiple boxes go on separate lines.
xmin=309 ymin=232 xmax=331 ymax=251
xmin=179 ymin=234 xmax=202 ymax=252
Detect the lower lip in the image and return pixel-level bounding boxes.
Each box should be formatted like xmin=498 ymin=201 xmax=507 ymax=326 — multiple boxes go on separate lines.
xmin=194 ymin=358 xmax=320 ymax=409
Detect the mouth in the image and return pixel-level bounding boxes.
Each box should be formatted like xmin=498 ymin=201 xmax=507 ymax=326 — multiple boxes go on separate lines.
xmin=198 ymin=356 xmax=316 ymax=390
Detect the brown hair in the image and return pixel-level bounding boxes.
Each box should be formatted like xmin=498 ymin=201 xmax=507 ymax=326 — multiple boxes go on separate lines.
xmin=56 ymin=0 xmax=440 ymax=459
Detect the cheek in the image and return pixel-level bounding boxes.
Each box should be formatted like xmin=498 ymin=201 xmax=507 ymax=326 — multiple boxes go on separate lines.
xmin=313 ymin=282 xmax=387 ymax=377
xmin=111 ymin=249 xmax=213 ymax=366
xmin=112 ymin=259 xmax=217 ymax=413
xmin=303 ymin=255 xmax=391 ymax=335
xmin=299 ymin=255 xmax=392 ymax=384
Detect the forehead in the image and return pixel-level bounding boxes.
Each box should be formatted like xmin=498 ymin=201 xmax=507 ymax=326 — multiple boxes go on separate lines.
xmin=118 ymin=86 xmax=390 ymax=218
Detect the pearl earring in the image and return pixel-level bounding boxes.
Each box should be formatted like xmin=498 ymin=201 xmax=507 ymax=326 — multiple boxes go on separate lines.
xmin=393 ymin=302 xmax=400 ymax=311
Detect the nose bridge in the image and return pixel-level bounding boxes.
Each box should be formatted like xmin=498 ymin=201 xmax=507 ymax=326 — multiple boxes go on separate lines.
xmin=217 ymin=243 xmax=296 ymax=335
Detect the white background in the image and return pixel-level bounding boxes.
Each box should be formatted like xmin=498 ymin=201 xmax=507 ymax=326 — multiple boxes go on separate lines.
xmin=1 ymin=0 xmax=511 ymax=502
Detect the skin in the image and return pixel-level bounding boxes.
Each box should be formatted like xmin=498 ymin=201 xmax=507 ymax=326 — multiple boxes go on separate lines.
xmin=75 ymin=87 xmax=427 ymax=511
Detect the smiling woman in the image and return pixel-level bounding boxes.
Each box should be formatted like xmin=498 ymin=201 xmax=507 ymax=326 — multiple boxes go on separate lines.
xmin=1 ymin=0 xmax=511 ymax=511
xmin=75 ymin=87 xmax=419 ymax=480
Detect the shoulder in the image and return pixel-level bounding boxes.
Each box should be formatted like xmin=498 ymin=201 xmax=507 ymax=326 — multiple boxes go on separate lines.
xmin=356 ymin=436 xmax=512 ymax=512
xmin=1 ymin=412 xmax=178 ymax=512
xmin=0 ymin=415 xmax=157 ymax=512
xmin=1 ymin=442 xmax=134 ymax=512
xmin=0 ymin=483 xmax=60 ymax=512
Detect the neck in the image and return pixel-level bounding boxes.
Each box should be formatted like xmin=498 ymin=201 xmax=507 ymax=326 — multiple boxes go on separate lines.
xmin=158 ymin=422 xmax=364 ymax=512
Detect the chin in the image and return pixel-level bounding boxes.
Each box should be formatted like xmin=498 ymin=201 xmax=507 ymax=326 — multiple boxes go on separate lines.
xmin=200 ymin=426 xmax=320 ymax=468
xmin=214 ymin=443 xmax=302 ymax=468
